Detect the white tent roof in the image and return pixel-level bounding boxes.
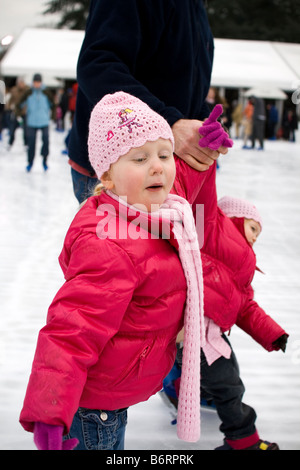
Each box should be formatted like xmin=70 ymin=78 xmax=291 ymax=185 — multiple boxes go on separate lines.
xmin=272 ymin=42 xmax=300 ymax=87
xmin=1 ymin=28 xmax=300 ymax=92
xmin=1 ymin=28 xmax=84 ymax=85
xmin=211 ymin=38 xmax=300 ymax=91
xmin=243 ymin=87 xmax=288 ymax=100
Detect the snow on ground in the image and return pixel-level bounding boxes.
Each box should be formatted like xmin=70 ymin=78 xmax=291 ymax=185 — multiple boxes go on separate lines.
xmin=0 ymin=122 xmax=299 ymax=450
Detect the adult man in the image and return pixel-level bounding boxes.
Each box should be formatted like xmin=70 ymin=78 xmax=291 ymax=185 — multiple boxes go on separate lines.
xmin=7 ymin=77 xmax=29 ymax=149
xmin=250 ymin=96 xmax=266 ymax=150
xmin=18 ymin=73 xmax=53 ymax=172
xmin=68 ymin=0 xmax=227 ymax=203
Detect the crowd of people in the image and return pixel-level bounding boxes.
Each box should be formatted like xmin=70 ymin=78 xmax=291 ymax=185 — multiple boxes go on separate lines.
xmin=0 ymin=78 xmax=298 ymax=175
xmin=0 ymin=75 xmax=78 ymax=171
xmin=205 ymin=86 xmax=298 ymax=152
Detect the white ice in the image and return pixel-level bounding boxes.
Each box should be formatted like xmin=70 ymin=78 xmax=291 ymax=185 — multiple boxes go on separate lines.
xmin=0 ymin=122 xmax=299 ymax=450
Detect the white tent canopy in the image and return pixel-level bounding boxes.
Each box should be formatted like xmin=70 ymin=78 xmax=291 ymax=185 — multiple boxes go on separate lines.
xmin=273 ymin=42 xmax=300 ymax=86
xmin=1 ymin=28 xmax=84 ymax=86
xmin=1 ymin=28 xmax=300 ymax=92
xmin=211 ymin=38 xmax=300 ymax=91
xmin=243 ymin=87 xmax=288 ymax=100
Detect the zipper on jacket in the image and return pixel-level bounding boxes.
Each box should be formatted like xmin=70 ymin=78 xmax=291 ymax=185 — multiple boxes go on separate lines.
xmin=113 ymin=344 xmax=151 ymax=386
xmin=138 ymin=346 xmax=151 ymax=377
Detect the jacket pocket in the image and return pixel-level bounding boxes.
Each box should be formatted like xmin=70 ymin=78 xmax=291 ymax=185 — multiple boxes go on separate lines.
xmin=112 ymin=344 xmax=152 ymax=387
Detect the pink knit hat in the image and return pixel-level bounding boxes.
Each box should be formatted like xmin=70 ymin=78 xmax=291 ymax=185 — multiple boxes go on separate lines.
xmin=88 ymin=91 xmax=175 ymax=179
xmin=218 ymin=196 xmax=263 ymax=230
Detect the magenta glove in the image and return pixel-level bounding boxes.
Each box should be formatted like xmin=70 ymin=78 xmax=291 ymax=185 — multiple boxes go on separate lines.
xmin=199 ymin=104 xmax=233 ymax=150
xmin=33 ymin=422 xmax=78 ymax=450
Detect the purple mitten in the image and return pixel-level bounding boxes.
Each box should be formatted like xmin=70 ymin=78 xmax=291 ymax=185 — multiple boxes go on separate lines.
xmin=199 ymin=104 xmax=233 ymax=150
xmin=33 ymin=422 xmax=78 ymax=450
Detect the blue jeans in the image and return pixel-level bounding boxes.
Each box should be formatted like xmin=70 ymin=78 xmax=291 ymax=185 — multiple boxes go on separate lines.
xmin=65 ymin=407 xmax=128 ymax=450
xmin=71 ymin=168 xmax=98 ymax=204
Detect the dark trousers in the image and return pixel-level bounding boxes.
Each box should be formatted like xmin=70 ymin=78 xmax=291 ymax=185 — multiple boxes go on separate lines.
xmin=27 ymin=126 xmax=49 ymax=166
xmin=71 ymin=167 xmax=98 ymax=204
xmin=9 ymin=114 xmax=27 ymax=146
xmin=251 ymin=120 xmax=265 ymax=149
xmin=201 ymin=336 xmax=257 ymax=441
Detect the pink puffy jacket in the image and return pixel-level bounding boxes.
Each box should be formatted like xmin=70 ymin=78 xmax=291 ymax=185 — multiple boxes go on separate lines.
xmin=173 ymin=159 xmax=287 ymax=351
xmin=20 ymin=189 xmax=193 ymax=433
xmin=20 ymin=156 xmax=286 ymax=434
xmin=20 ymin=153 xmax=213 ymax=434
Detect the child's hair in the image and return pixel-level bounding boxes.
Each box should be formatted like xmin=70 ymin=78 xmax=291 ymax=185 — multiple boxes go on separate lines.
xmin=93 ymin=182 xmax=105 ymax=196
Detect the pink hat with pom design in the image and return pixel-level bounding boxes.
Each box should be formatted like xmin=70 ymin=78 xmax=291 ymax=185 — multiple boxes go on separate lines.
xmin=88 ymin=91 xmax=174 ymax=179
xmin=218 ymin=196 xmax=263 ymax=230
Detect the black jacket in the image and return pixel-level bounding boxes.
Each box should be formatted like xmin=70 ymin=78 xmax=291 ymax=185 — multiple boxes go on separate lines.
xmin=69 ymin=0 xmax=214 ymax=174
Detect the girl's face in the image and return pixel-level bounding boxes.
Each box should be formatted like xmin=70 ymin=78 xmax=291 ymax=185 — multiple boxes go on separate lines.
xmin=244 ymin=218 xmax=261 ymax=246
xmin=102 ymin=138 xmax=176 ymax=212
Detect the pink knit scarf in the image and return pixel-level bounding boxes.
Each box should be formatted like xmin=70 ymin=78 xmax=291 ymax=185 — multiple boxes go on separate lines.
xmin=107 ymin=190 xmax=204 ymax=442
xmin=160 ymin=194 xmax=204 ymax=442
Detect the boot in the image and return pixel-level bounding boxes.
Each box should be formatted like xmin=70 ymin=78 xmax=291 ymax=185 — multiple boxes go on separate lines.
xmin=215 ymin=438 xmax=279 ymax=450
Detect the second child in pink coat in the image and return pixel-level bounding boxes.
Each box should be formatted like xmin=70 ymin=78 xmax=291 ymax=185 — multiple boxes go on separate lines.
xmin=166 ymin=105 xmax=289 ymax=451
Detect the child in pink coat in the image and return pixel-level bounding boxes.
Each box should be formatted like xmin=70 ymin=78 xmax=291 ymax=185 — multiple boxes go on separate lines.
xmin=20 ymin=92 xmax=207 ymax=450
xmin=165 ymin=105 xmax=288 ymax=451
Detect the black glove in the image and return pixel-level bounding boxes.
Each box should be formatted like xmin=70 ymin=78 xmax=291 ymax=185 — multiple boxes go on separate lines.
xmin=272 ymin=334 xmax=288 ymax=352
xmin=176 ymin=343 xmax=183 ymax=368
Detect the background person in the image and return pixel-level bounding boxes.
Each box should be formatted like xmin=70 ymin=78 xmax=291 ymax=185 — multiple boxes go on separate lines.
xmin=17 ymin=73 xmax=53 ymax=172
xmin=6 ymin=77 xmax=29 ymax=149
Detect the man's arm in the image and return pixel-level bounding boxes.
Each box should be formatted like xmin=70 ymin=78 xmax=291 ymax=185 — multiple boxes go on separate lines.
xmin=72 ymin=0 xmax=218 ymax=171
xmin=77 ymin=0 xmax=179 ymax=120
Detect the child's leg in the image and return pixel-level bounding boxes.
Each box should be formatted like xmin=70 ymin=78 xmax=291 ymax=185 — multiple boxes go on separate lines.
xmin=201 ymin=337 xmax=258 ymax=446
xmin=65 ymin=407 xmax=128 ymax=450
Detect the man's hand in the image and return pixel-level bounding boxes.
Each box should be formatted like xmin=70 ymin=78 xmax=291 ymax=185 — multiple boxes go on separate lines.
xmin=172 ymin=118 xmax=229 ymax=172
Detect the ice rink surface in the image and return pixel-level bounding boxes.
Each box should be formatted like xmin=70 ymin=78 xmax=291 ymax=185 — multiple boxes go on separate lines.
xmin=0 ymin=123 xmax=299 ymax=450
